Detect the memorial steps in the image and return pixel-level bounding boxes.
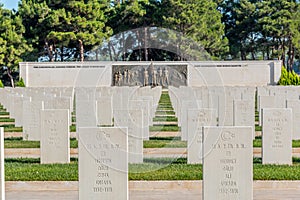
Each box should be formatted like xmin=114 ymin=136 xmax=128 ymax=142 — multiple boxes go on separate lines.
xmin=150 ymin=90 xmax=181 ymax=138
xmin=0 ymin=105 xmax=18 ymax=130
xmin=0 ymin=106 xmax=13 ymax=126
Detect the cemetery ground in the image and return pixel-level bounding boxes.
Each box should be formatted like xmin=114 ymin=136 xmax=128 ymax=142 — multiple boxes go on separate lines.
xmin=2 ymin=90 xmax=300 ymax=199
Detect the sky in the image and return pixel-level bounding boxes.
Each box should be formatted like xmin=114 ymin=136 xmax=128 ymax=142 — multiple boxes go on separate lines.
xmin=1 ymin=0 xmax=19 ymax=10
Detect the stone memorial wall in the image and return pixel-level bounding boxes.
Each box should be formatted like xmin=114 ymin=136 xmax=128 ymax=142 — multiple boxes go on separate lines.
xmin=20 ymin=60 xmax=281 ymax=87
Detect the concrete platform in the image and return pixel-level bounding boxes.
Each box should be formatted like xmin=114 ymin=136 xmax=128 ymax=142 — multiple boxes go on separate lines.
xmin=4 ymin=132 xmax=77 ymax=139
xmin=152 ymin=121 xmax=178 ymax=125
xmin=5 ymin=181 xmax=300 ymax=200
xmin=4 ymin=130 xmax=262 ymax=139
xmin=150 ymin=131 xmax=181 ymax=137
xmin=0 ymin=122 xmax=14 ymax=125
xmin=4 ymin=147 xmax=300 ymax=158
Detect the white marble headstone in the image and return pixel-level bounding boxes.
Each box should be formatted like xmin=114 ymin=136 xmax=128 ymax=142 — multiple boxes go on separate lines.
xmin=76 ymin=100 xmax=97 ymax=128
xmin=262 ymin=108 xmax=292 ymax=165
xmin=218 ymin=94 xmax=234 ymax=126
xmin=259 ymin=96 xmax=275 ymax=126
xmin=181 ymin=100 xmax=202 ymax=141
xmin=187 ymin=109 xmax=217 ymax=164
xmin=203 ymin=126 xmax=253 ymax=200
xmin=234 ymin=100 xmax=255 ymax=139
xmin=78 ymin=127 xmax=128 ymax=200
xmin=22 ymin=100 xmax=44 ymax=141
xmin=40 ymin=109 xmax=70 ymax=164
xmin=12 ymin=95 xmax=24 ymax=127
xmin=97 ymin=97 xmax=113 ymax=126
xmin=129 ymin=100 xmax=149 ymax=140
xmin=286 ymin=100 xmax=300 ymax=140
xmin=114 ymin=110 xmax=143 ymax=163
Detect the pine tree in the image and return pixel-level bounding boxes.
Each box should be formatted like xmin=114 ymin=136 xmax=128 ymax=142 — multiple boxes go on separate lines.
xmin=0 ymin=5 xmax=31 ymax=87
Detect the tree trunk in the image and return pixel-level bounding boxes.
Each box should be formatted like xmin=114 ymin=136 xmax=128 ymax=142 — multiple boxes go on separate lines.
xmin=45 ymin=42 xmax=54 ymax=62
xmin=137 ymin=30 xmax=142 ymax=61
xmin=108 ymin=41 xmax=113 ymax=61
xmin=79 ymin=40 xmax=84 ymax=62
xmin=95 ymin=49 xmax=99 ymax=61
xmin=54 ymin=43 xmax=58 ymax=61
xmin=251 ymin=50 xmax=255 ymax=60
xmin=266 ymin=47 xmax=270 ymax=60
xmin=144 ymin=27 xmax=148 ymax=61
xmin=290 ymin=47 xmax=295 ymax=70
xmin=280 ymin=39 xmax=286 ymax=69
xmin=287 ymin=36 xmax=293 ymax=71
xmin=240 ymin=47 xmax=246 ymax=60
xmin=122 ymin=32 xmax=126 ymax=61
xmin=7 ymin=68 xmax=14 ymax=88
xmin=61 ymin=45 xmax=64 ymax=62
xmin=109 ymin=41 xmax=117 ymax=61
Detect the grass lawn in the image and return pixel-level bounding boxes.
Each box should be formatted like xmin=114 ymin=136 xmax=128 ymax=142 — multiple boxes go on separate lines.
xmin=5 ymin=157 xmax=300 ymax=181
xmin=1 ymin=125 xmax=75 ymax=132
xmin=155 ymin=111 xmax=175 ymax=115
xmin=0 ymin=118 xmax=15 ymax=122
xmin=5 ymin=136 xmax=300 ymax=148
xmin=0 ymin=112 xmax=9 ymax=115
xmin=150 ymin=125 xmax=180 ymax=132
xmin=2 ymin=124 xmax=22 ymax=132
xmin=144 ymin=138 xmax=186 ymax=148
xmin=4 ymin=137 xmax=78 ymax=148
xmin=153 ymin=116 xmax=177 ymax=122
xmin=255 ymin=125 xmax=262 ymax=131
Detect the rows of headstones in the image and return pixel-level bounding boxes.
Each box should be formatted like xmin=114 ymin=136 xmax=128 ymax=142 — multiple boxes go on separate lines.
xmin=75 ymin=86 xmax=162 ymax=165
xmin=257 ymin=86 xmax=300 ymax=165
xmin=0 ymin=86 xmax=161 ymax=162
xmin=167 ymin=85 xmax=299 ymax=199
xmin=169 ymin=86 xmax=256 ymax=162
xmin=0 ymin=86 xmax=161 ymax=199
xmin=0 ymin=85 xmax=298 ymax=199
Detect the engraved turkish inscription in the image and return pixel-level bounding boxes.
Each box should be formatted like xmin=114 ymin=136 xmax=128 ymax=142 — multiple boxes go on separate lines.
xmin=79 ymin=127 xmax=128 ymax=200
xmin=40 ymin=109 xmax=70 ymax=164
xmin=262 ymin=108 xmax=292 ymax=165
xmin=203 ymin=127 xmax=252 ymax=200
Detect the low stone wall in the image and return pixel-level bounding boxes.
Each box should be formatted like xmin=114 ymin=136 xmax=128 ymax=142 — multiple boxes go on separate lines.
xmin=19 ymin=60 xmax=281 ymax=87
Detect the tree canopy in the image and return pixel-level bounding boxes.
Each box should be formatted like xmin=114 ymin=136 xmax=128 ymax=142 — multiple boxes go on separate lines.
xmin=18 ymin=0 xmax=111 ymax=61
xmin=1 ymin=0 xmax=300 ymax=85
xmin=0 ymin=4 xmax=31 ymax=86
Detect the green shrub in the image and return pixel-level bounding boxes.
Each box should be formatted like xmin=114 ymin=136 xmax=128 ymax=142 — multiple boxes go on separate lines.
xmin=15 ymin=78 xmax=25 ymax=87
xmin=278 ymin=66 xmax=300 ymax=85
xmin=0 ymin=80 xmax=3 ymax=88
